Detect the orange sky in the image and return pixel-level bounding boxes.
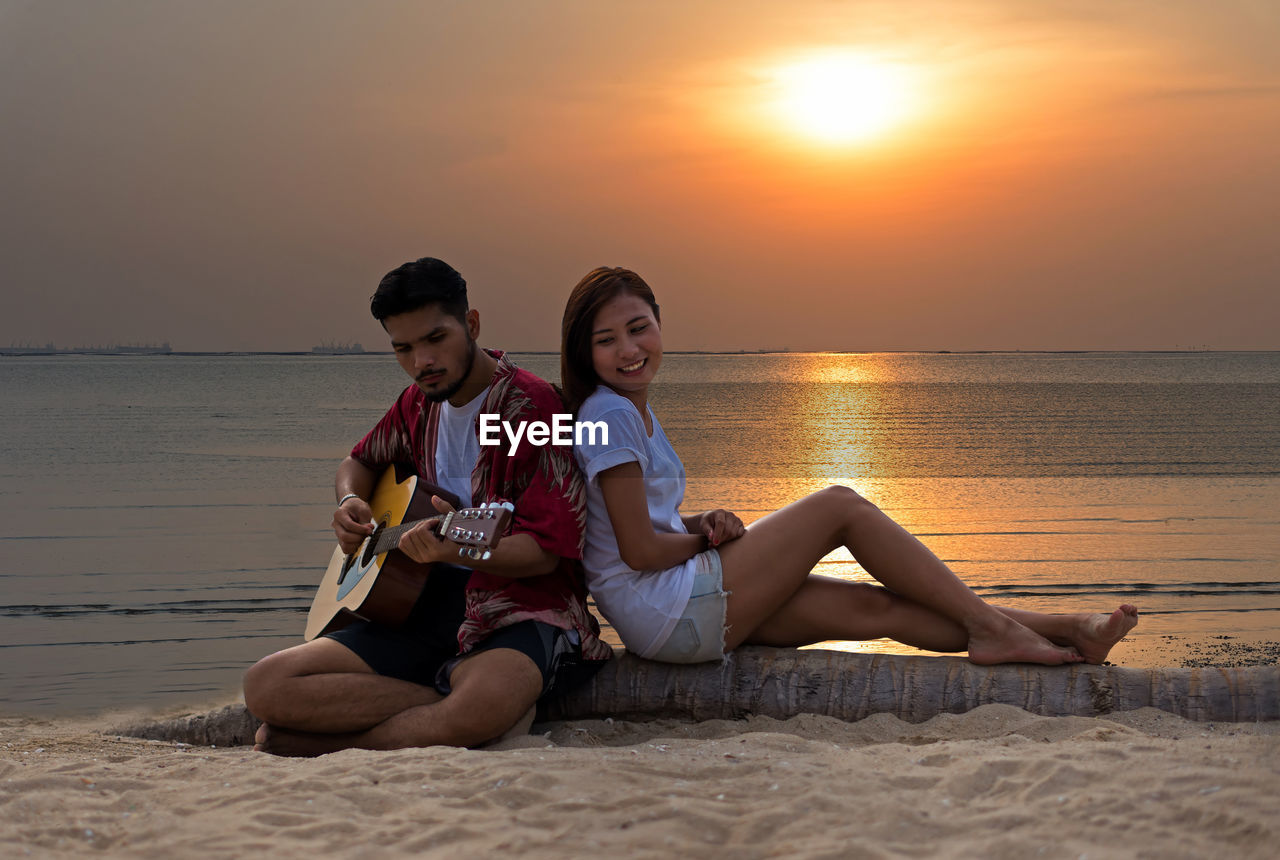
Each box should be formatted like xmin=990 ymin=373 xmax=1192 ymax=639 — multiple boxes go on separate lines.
xmin=2 ymin=0 xmax=1277 ymax=351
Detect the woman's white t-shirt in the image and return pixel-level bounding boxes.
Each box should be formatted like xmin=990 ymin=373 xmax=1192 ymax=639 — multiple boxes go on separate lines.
xmin=574 ymin=386 xmax=697 ymax=657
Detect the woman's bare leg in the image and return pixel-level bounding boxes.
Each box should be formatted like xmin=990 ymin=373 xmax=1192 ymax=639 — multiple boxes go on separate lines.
xmin=742 ymin=575 xmax=1139 ymax=664
xmin=743 ymin=576 xmax=969 ymax=652
xmin=998 ymin=604 xmax=1139 ymax=664
xmin=715 ymin=486 xmax=1122 ymax=665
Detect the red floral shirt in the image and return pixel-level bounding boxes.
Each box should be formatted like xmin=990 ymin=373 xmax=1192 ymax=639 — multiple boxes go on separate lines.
xmin=350 ymin=350 xmax=610 ymax=662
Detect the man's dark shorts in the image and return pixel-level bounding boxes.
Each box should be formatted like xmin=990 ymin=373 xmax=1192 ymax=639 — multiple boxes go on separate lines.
xmin=323 ymin=564 xmax=600 ymax=699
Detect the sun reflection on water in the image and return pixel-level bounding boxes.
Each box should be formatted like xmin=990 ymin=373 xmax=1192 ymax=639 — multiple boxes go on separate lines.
xmin=794 ymin=354 xmax=898 ymax=488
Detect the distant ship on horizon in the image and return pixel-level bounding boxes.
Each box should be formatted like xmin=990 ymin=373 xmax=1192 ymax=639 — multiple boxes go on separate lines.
xmin=66 ymin=342 xmax=173 ymax=355
xmin=2 ymin=342 xmax=174 ymax=356
xmin=311 ymin=341 xmax=366 ymax=355
xmin=1 ymin=342 xmax=56 ymax=355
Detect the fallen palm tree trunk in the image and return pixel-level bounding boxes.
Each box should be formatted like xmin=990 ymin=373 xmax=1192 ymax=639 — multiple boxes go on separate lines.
xmin=113 ymin=704 xmax=261 ymax=748
xmin=543 ymin=648 xmax=1280 ymax=724
xmin=113 ymin=648 xmax=1279 ymax=746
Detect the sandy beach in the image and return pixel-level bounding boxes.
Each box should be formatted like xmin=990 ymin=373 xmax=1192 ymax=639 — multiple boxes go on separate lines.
xmin=3 ymin=703 xmax=1277 ymax=859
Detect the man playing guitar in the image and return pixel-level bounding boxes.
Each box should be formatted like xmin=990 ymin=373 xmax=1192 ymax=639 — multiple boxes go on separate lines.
xmin=244 ymin=257 xmax=610 ymax=755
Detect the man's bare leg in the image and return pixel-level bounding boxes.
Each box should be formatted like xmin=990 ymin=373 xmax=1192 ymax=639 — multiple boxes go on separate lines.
xmin=243 ymin=638 xmax=442 ymax=736
xmin=252 ymin=647 xmax=543 ymax=757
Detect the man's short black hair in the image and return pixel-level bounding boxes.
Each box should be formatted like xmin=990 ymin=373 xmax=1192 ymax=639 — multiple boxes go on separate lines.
xmin=370 ymin=257 xmax=469 ymax=324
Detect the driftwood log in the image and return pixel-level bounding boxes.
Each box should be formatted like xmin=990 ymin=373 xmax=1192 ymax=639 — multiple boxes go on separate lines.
xmin=544 ymin=648 xmax=1280 ymax=723
xmin=112 ymin=648 xmax=1280 ymax=746
xmin=113 ymin=703 xmax=262 ymax=748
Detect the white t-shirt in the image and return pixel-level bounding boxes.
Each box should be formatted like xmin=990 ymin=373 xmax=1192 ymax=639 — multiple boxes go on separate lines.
xmin=433 ymin=385 xmax=490 ymax=508
xmin=574 ymin=386 xmax=697 ymax=657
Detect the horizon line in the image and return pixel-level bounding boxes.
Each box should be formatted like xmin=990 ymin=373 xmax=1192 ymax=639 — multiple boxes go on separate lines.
xmin=5 ymin=348 xmax=1280 ymax=358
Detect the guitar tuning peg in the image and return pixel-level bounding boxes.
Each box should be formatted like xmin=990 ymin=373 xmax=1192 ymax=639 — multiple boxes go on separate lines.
xmin=501 ymin=501 xmax=514 ymax=512
xmin=479 ymin=550 xmax=492 ymax=561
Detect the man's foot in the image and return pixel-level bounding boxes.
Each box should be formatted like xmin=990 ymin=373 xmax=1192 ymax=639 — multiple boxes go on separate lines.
xmin=966 ymin=615 xmax=1084 ymax=666
xmin=253 ymin=722 xmax=360 ymax=757
xmin=1071 ymin=605 xmax=1140 ymax=664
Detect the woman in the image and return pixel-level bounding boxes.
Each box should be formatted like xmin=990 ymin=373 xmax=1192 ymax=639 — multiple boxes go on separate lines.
xmin=561 ymin=267 xmax=1138 ymax=665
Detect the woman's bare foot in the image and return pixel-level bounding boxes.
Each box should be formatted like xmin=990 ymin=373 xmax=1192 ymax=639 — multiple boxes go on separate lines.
xmin=966 ymin=614 xmax=1083 ymax=666
xmin=254 ymin=722 xmax=360 ymax=757
xmin=1071 ymin=605 xmax=1139 ymax=664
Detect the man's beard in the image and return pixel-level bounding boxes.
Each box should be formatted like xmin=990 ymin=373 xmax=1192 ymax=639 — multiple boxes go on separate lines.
xmin=420 ymin=337 xmax=479 ymax=403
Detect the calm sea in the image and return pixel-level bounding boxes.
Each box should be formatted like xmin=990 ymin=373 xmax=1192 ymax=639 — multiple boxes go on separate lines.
xmin=2 ymin=352 xmax=1278 ymax=714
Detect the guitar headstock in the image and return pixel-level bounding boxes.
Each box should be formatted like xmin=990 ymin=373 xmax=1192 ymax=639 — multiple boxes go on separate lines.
xmin=438 ymin=501 xmax=515 ymax=562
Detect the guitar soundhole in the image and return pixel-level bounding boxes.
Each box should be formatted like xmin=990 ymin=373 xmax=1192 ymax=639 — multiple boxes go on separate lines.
xmin=360 ymin=523 xmax=386 ymax=568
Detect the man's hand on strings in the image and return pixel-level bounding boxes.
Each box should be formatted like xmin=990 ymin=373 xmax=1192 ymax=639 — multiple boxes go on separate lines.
xmin=333 ymin=497 xmax=375 ymax=555
xmin=398 ymin=495 xmax=460 ymax=564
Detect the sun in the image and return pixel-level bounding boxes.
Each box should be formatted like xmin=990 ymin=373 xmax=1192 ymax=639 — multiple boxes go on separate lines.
xmin=771 ymin=53 xmax=917 ymax=145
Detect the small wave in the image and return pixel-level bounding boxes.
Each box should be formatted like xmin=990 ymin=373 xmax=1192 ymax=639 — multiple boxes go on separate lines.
xmin=978 ymin=588 xmax=1280 ymax=599
xmin=978 ymin=579 xmax=1280 ymax=590
xmin=0 ymin=599 xmax=309 ymax=618
xmin=0 ymin=632 xmax=298 ymax=649
xmin=975 ymin=581 xmax=1280 ymax=599
xmin=1133 ymin=607 xmax=1280 ymax=615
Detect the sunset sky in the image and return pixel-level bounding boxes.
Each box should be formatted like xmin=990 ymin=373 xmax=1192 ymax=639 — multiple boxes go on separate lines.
xmin=2 ymin=0 xmax=1277 ymax=352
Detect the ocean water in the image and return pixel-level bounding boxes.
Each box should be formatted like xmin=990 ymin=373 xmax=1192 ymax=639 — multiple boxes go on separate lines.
xmin=1 ymin=352 xmax=1277 ymax=714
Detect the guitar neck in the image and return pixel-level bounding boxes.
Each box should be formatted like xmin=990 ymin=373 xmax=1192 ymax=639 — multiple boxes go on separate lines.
xmin=367 ymin=518 xmax=435 ymax=556
xmin=362 ymin=502 xmax=512 ymax=560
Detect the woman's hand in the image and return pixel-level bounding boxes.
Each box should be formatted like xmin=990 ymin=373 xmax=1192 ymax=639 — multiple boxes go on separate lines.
xmin=696 ymin=509 xmax=745 ymax=548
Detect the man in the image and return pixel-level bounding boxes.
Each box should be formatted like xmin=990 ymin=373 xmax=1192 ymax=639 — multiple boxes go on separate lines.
xmin=244 ymin=257 xmax=611 ymax=755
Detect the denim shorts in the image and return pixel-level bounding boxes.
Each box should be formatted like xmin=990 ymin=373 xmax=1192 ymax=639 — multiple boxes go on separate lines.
xmin=648 ymin=549 xmax=729 ymax=664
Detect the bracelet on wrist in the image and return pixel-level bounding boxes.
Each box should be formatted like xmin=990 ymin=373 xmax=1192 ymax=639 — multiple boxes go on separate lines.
xmin=337 ymin=493 xmax=362 ymax=508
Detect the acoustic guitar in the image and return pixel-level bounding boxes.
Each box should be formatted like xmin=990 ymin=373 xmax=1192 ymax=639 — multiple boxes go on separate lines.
xmin=304 ymin=464 xmax=514 ymax=641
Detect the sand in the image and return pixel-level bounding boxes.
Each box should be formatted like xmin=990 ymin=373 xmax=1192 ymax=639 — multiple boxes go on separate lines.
xmin=3 ymin=705 xmax=1278 ymax=859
